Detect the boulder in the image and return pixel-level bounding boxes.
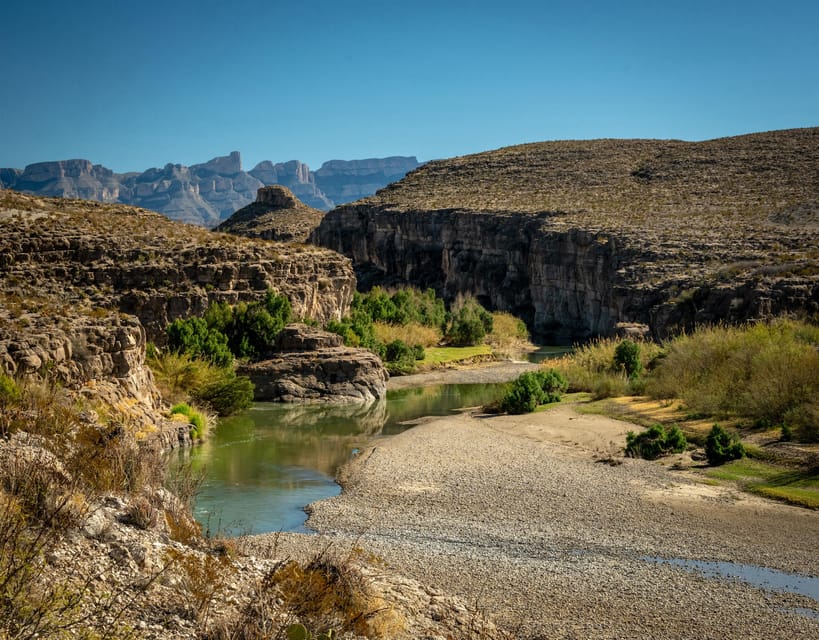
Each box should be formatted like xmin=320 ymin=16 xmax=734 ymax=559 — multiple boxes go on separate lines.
xmin=239 ymin=324 xmax=387 ymax=403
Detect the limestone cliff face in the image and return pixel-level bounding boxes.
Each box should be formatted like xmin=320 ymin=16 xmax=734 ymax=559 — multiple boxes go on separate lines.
xmin=313 ymin=129 xmax=819 ymax=341
xmin=0 ymin=190 xmax=355 ymax=342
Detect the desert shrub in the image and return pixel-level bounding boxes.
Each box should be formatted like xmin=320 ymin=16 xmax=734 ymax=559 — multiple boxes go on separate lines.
xmin=226 ymin=291 xmax=291 ymax=358
xmin=614 ymin=339 xmax=642 ymax=376
xmin=647 ymin=320 xmax=819 ymax=440
xmin=192 ymin=369 xmax=254 ymax=416
xmin=625 ymin=424 xmax=687 ymax=460
xmin=705 ymin=424 xmax=745 ymax=465
xmin=446 ymin=296 xmax=493 ymax=346
xmin=552 ymin=337 xmax=662 ymax=394
xmin=534 ymin=368 xmax=569 ymax=403
xmin=148 ymin=350 xmax=254 ymax=416
xmin=485 ymin=311 xmax=530 ymax=354
xmin=501 ymin=369 xmax=567 ymax=414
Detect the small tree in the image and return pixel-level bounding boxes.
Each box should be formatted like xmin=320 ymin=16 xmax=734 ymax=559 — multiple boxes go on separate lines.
xmin=614 ymin=339 xmax=642 ymax=377
xmin=705 ymin=424 xmax=745 ymax=465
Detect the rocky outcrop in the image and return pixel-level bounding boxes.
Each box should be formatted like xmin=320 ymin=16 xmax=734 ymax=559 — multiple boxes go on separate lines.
xmin=248 ymin=160 xmax=334 ymax=211
xmin=312 ymin=128 xmax=819 ymax=341
xmin=239 ymin=324 xmax=388 ymax=403
xmin=1 ymin=153 xmax=419 ymax=226
xmin=214 ymin=186 xmax=325 ymax=242
xmin=0 ymin=190 xmax=355 ymax=342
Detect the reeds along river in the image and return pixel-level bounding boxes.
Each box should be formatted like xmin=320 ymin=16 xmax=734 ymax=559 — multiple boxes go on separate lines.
xmin=172 ymin=383 xmax=509 ymax=536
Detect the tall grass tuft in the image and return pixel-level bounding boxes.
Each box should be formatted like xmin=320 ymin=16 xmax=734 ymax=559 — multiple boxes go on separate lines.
xmin=552 ymin=337 xmax=662 ymax=398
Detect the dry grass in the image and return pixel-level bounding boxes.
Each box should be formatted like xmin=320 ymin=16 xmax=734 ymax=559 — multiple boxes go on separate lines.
xmin=373 ymin=321 xmax=441 ymax=347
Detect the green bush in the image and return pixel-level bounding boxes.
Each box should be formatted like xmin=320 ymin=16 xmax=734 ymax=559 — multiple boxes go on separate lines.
xmin=534 ymin=368 xmax=569 ymax=403
xmin=614 ymin=339 xmax=642 ymax=377
xmin=192 ymin=369 xmax=254 ymax=416
xmin=167 ymin=317 xmax=233 ymax=367
xmin=353 ymin=287 xmax=446 ymax=329
xmin=625 ymin=424 xmax=687 ymax=459
xmin=501 ymin=368 xmax=568 ymax=414
xmin=501 ymin=372 xmax=545 ymax=414
xmin=705 ymin=424 xmax=745 ymax=465
xmin=446 ymin=297 xmax=493 ymax=346
xmin=0 ymin=373 xmax=21 ymax=405
xmin=384 ymin=339 xmax=417 ymax=375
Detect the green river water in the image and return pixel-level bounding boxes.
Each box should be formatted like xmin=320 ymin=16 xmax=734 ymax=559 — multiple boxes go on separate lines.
xmin=173 ymin=382 xmax=508 ymax=535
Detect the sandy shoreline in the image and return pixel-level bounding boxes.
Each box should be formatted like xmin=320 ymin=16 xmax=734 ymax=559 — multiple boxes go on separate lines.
xmin=386 ymin=359 xmax=541 ymax=390
xmin=246 ymin=402 xmax=819 ymax=638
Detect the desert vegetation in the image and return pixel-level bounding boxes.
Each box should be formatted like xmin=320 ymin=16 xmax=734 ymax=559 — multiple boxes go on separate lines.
xmin=554 ymin=319 xmax=819 ymax=443
xmin=499 ymin=369 xmax=569 ymax=415
xmin=326 ymin=287 xmax=530 ymax=374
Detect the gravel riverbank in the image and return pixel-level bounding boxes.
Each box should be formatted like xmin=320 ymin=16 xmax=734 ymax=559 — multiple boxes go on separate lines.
xmin=273 ymin=404 xmax=819 ymax=639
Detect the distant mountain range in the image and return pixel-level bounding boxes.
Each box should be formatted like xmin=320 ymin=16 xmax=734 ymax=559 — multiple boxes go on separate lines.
xmin=0 ymin=152 xmax=420 ymax=227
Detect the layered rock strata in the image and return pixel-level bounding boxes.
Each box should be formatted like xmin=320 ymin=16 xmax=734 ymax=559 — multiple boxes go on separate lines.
xmin=0 ymin=190 xmax=355 ymax=342
xmin=312 ymin=128 xmax=819 ymax=341
xmin=239 ymin=324 xmax=388 ymax=403
xmin=214 ymin=185 xmax=325 ymax=242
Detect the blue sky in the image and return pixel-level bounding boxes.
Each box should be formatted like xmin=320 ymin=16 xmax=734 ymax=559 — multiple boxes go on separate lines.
xmin=1 ymin=0 xmax=817 ymax=173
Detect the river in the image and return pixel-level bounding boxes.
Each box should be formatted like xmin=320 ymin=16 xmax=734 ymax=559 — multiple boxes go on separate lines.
xmin=173 ymin=382 xmax=509 ymax=535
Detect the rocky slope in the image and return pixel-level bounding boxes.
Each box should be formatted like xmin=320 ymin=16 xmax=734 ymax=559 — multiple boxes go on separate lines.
xmin=1 ymin=153 xmax=420 ymax=226
xmin=313 ymin=128 xmax=819 ymax=341
xmin=0 ymin=189 xmax=355 ymax=343
xmin=214 ymin=185 xmax=326 ymax=242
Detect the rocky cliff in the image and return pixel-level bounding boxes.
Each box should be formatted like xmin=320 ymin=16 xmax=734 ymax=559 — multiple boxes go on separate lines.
xmin=214 ymin=185 xmax=325 ymax=242
xmin=0 ymin=153 xmax=419 ymax=226
xmin=312 ymin=128 xmax=819 ymax=341
xmin=0 ymin=190 xmax=355 ymax=342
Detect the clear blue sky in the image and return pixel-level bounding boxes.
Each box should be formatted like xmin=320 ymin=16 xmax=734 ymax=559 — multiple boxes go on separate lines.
xmin=1 ymin=0 xmax=817 ymax=173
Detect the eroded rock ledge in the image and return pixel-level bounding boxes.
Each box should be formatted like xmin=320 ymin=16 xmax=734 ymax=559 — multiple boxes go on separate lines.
xmin=238 ymin=324 xmax=388 ymax=403
xmin=214 ymin=185 xmax=325 ymax=243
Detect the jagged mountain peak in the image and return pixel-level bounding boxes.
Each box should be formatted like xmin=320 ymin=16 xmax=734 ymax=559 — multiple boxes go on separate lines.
xmin=0 ymin=153 xmax=420 ymax=226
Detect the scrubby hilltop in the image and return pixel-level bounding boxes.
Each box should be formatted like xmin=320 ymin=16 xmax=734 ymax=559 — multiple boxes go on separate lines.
xmin=313 ymin=127 xmax=819 ymax=341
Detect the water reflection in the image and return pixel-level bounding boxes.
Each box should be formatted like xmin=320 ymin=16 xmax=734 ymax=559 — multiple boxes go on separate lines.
xmin=175 ymin=382 xmax=507 ymax=535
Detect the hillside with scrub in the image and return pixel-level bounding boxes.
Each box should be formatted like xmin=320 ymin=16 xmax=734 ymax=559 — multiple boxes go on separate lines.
xmin=314 ymin=127 xmax=819 ymax=341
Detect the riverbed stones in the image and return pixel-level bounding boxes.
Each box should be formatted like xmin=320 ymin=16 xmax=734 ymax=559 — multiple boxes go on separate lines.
xmin=239 ymin=323 xmax=388 ymax=403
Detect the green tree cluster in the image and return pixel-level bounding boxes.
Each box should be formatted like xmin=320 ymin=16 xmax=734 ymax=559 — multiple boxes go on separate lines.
xmin=446 ymin=297 xmax=494 ymax=347
xmin=168 ymin=291 xmax=292 ymax=361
